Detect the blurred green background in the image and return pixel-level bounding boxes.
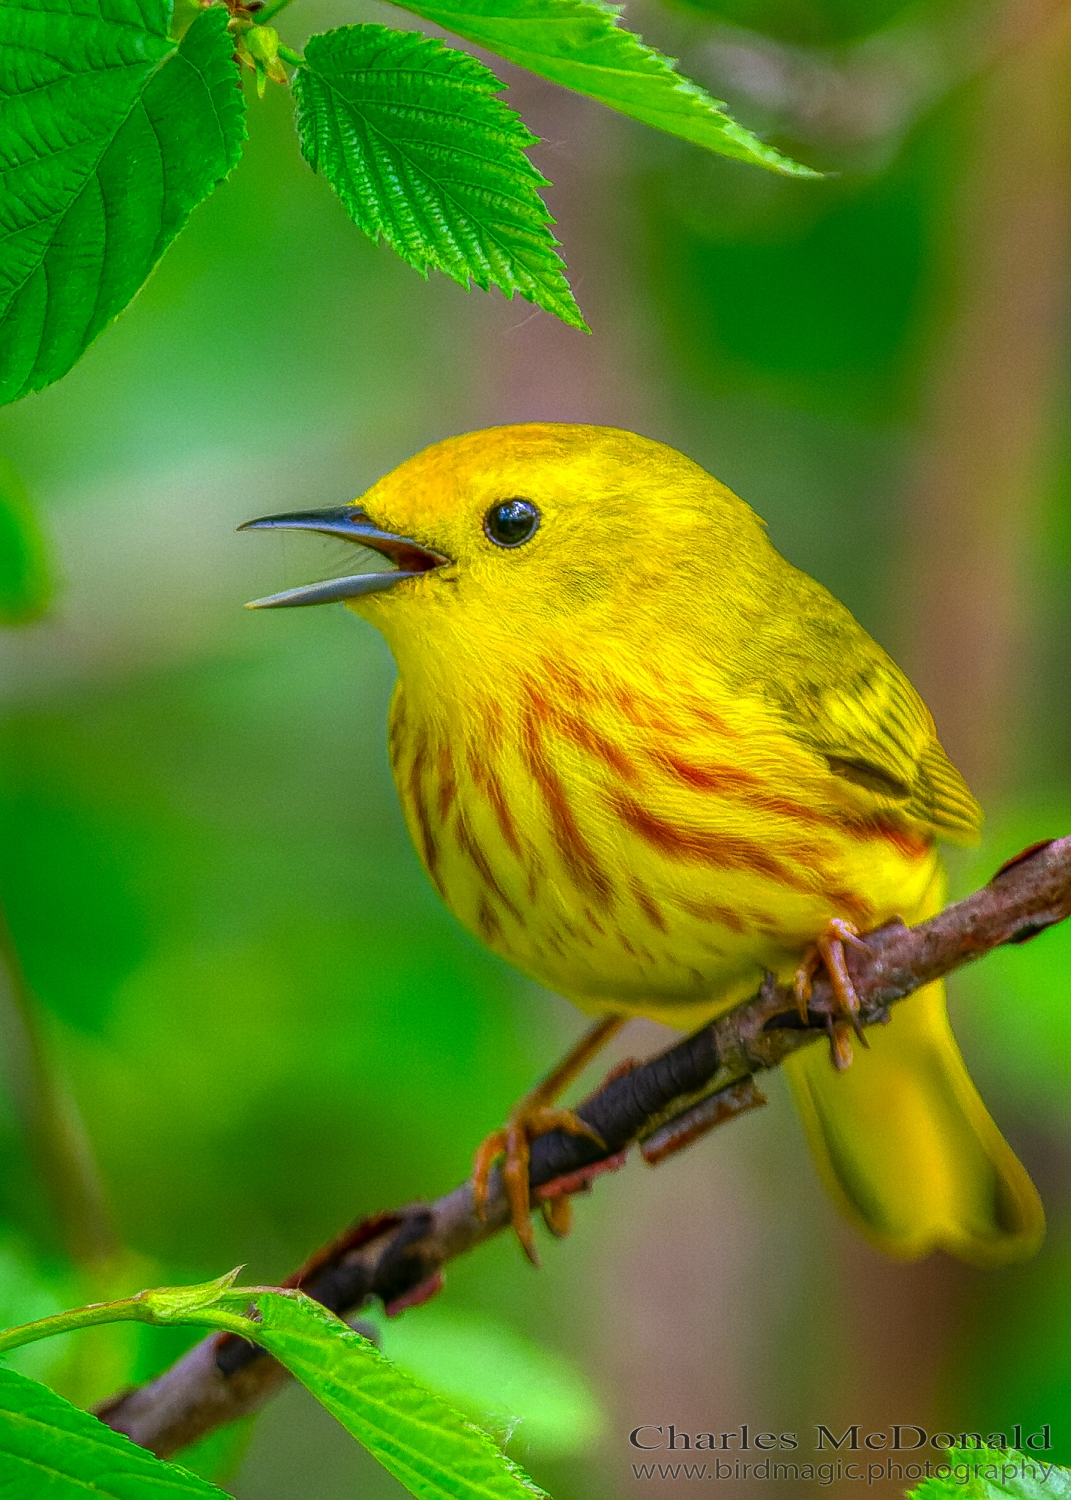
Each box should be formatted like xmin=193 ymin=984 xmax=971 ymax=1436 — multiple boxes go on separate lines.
xmin=2 ymin=0 xmax=1071 ymax=1494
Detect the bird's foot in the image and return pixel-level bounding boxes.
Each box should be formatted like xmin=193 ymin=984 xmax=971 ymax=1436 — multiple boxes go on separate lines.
xmin=794 ymin=918 xmax=870 ymax=1071
xmin=470 ymin=1015 xmax=624 ymax=1263
xmin=472 ymin=1102 xmax=604 ymax=1265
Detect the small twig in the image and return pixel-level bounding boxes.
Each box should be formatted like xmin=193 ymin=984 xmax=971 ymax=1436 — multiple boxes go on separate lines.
xmin=96 ymin=837 xmax=1071 ymax=1458
xmin=250 ymin=0 xmax=297 ymax=25
xmin=0 ymin=899 xmax=119 ymax=1267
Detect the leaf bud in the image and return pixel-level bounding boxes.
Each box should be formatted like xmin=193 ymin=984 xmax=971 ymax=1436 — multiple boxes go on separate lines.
xmin=244 ymin=24 xmax=280 ymax=65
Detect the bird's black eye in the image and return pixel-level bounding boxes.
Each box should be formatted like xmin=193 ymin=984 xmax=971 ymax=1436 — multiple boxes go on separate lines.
xmin=484 ymin=498 xmax=541 ymax=548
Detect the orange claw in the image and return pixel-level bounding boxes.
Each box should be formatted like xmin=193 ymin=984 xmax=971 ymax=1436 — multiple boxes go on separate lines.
xmin=473 ymin=1104 xmax=604 ymax=1264
xmin=794 ymin=951 xmax=818 ymax=1024
xmin=470 ymin=1015 xmax=624 ymax=1264
xmin=541 ymin=1195 xmax=573 ymax=1238
xmin=794 ymin=918 xmax=870 ymax=1071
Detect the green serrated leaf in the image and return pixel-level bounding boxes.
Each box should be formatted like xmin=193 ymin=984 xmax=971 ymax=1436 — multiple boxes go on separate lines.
xmin=373 ymin=1305 xmax=604 ymax=1457
xmin=293 ymin=25 xmax=587 ymax=330
xmin=910 ymin=1448 xmax=1071 ymax=1500
xmin=388 ymin=0 xmax=818 ymax=175
xmin=0 ymin=458 xmax=49 ymax=624
xmin=0 ymin=1366 xmax=229 ymax=1498
xmin=0 ymin=0 xmax=247 ymax=407
xmin=0 ymin=1279 xmax=549 ymax=1500
xmin=245 ymin=1293 xmax=550 ymax=1500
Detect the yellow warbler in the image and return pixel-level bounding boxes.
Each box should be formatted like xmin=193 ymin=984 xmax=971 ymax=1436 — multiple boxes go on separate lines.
xmin=242 ymin=424 xmax=1044 ymax=1267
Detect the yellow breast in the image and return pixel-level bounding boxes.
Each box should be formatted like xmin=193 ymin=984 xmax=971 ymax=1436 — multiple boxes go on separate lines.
xmin=388 ymin=652 xmax=939 ymax=1031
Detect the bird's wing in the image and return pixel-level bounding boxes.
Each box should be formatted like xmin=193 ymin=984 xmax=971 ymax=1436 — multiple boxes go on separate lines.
xmin=781 ymin=656 xmax=981 ymax=843
xmin=749 ymin=576 xmax=982 ymax=845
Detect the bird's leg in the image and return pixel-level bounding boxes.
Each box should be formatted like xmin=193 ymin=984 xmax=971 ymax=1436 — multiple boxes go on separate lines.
xmin=794 ymin=918 xmax=870 ymax=1071
xmin=472 ymin=1014 xmax=625 ymax=1264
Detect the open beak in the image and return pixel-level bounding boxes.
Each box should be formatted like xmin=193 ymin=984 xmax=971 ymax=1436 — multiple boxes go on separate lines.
xmin=238 ymin=506 xmax=448 ymax=609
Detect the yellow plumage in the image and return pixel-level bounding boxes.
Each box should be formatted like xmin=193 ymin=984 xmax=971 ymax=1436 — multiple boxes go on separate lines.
xmin=786 ymin=869 xmax=1041 ymax=1265
xmin=253 ymin=422 xmax=1044 ymax=1265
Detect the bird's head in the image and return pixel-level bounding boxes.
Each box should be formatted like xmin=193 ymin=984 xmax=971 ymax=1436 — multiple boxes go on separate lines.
xmin=240 ymin=424 xmax=771 ymax=683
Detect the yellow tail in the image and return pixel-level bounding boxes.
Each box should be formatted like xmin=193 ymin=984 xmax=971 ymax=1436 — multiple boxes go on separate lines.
xmin=784 ymin=977 xmax=1044 ymax=1265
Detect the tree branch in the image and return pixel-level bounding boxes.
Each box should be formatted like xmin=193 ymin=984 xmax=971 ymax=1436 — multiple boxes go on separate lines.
xmin=96 ymin=836 xmax=1071 ymax=1458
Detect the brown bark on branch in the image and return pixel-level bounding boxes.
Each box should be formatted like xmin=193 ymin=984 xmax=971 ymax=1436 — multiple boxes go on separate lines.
xmin=96 ymin=836 xmax=1071 ymax=1459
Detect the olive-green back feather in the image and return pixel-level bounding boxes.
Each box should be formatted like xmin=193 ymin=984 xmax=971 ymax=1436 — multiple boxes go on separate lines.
xmin=738 ymin=557 xmax=983 ymax=846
